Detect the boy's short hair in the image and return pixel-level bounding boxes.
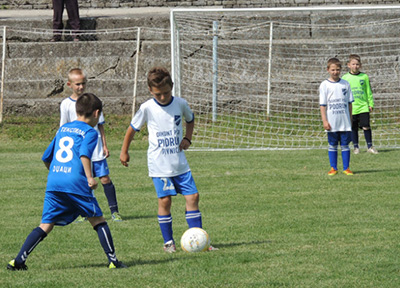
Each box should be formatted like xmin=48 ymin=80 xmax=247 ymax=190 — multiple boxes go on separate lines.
xmin=348 ymin=54 xmax=361 ymax=63
xmin=147 ymin=67 xmax=173 ymax=89
xmin=327 ymin=58 xmax=342 ymax=69
xmin=68 ymin=68 xmax=85 ymax=82
xmin=76 ymin=93 xmax=102 ymax=118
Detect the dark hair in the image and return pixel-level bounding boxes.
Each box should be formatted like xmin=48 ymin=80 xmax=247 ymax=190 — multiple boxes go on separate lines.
xmin=76 ymin=93 xmax=102 ymax=118
xmin=147 ymin=67 xmax=173 ymax=89
xmin=327 ymin=58 xmax=342 ymax=69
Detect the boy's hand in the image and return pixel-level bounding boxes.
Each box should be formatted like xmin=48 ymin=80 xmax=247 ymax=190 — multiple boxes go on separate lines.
xmin=323 ymin=121 xmax=331 ymax=131
xmin=369 ymin=107 xmax=373 ymax=113
xmin=120 ymin=151 xmax=130 ymax=167
xmin=103 ymin=146 xmax=110 ymax=158
xmin=179 ymin=138 xmax=191 ymax=151
xmin=88 ymin=177 xmax=98 ymax=190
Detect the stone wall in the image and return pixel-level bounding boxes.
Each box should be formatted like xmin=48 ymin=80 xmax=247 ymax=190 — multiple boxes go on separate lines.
xmin=2 ymin=0 xmax=400 ymax=10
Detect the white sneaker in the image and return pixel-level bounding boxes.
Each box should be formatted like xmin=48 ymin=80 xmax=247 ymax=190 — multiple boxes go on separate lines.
xmin=163 ymin=240 xmax=176 ymax=253
xmin=367 ymin=147 xmax=378 ymax=154
xmin=354 ymin=147 xmax=360 ymax=155
xmin=208 ymin=245 xmax=219 ymax=251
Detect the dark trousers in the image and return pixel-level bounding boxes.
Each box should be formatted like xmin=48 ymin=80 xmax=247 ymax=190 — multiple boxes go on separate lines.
xmin=52 ymin=0 xmax=80 ymax=35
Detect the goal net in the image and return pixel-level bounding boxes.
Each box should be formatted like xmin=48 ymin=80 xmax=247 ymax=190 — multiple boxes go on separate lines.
xmin=170 ymin=6 xmax=400 ymax=150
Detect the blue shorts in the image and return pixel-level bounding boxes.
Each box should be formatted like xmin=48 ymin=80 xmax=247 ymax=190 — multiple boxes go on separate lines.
xmin=152 ymin=171 xmax=198 ymax=198
xmin=92 ymin=159 xmax=109 ymax=178
xmin=327 ymin=131 xmax=352 ymax=146
xmin=41 ymin=191 xmax=103 ymax=226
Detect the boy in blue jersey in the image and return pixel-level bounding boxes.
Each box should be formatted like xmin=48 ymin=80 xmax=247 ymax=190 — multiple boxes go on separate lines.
xmin=320 ymin=58 xmax=354 ymax=176
xmin=120 ymin=67 xmax=217 ymax=253
xmin=7 ymin=93 xmax=126 ymax=270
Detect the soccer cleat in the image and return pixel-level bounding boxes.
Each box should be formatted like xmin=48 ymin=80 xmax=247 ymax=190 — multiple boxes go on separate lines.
xmin=163 ymin=240 xmax=176 ymax=253
xmin=108 ymin=261 xmax=128 ymax=269
xmin=343 ymin=168 xmax=354 ymax=176
xmin=7 ymin=259 xmax=28 ymax=271
xmin=328 ymin=167 xmax=338 ymax=176
xmin=208 ymin=245 xmax=219 ymax=251
xmin=111 ymin=212 xmax=123 ymax=222
xmin=354 ymin=147 xmax=360 ymax=154
xmin=74 ymin=215 xmax=87 ymax=223
xmin=367 ymin=147 xmax=378 ymax=154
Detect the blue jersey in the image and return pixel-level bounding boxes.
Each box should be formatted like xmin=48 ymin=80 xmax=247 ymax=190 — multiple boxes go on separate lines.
xmin=42 ymin=120 xmax=98 ymax=197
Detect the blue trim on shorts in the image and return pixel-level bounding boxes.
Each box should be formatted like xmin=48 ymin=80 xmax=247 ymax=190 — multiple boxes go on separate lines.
xmin=152 ymin=171 xmax=198 ymax=198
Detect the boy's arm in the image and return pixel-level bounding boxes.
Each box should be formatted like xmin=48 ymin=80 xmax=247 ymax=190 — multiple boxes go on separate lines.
xmin=120 ymin=125 xmax=136 ymax=167
xmin=320 ymin=106 xmax=331 ymax=131
xmin=365 ymin=76 xmax=374 ymax=112
xmin=180 ymin=120 xmax=194 ymax=151
xmin=349 ymin=103 xmax=352 ymax=124
xmin=81 ymin=156 xmax=98 ymax=190
xmin=98 ymin=124 xmax=109 ymax=158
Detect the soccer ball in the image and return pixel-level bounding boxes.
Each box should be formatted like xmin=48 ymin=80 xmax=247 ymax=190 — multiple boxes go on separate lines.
xmin=180 ymin=227 xmax=210 ymax=252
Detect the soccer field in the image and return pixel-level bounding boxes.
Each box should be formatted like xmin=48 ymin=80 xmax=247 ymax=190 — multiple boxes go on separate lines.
xmin=1 ymin=138 xmax=400 ymax=287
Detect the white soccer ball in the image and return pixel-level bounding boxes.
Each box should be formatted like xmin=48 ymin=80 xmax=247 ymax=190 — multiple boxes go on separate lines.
xmin=180 ymin=227 xmax=210 ymax=252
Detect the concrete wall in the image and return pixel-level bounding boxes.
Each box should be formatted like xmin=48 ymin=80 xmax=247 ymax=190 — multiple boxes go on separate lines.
xmin=1 ymin=3 xmax=400 ymax=116
xmin=2 ymin=0 xmax=400 ymax=10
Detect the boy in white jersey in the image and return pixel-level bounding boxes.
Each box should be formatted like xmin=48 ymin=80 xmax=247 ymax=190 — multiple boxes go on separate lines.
xmin=319 ymin=58 xmax=354 ymax=176
xmin=7 ymin=93 xmax=126 ymax=270
xmin=342 ymin=54 xmax=378 ymax=154
xmin=60 ymin=68 xmax=122 ymax=222
xmin=120 ymin=67 xmax=216 ymax=253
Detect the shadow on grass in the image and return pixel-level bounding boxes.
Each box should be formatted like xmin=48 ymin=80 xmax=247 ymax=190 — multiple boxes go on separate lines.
xmin=115 ymin=214 xmax=156 ymax=221
xmin=81 ymin=257 xmax=180 ymax=269
xmin=352 ymin=168 xmax=398 ymax=174
xmin=210 ymin=239 xmax=273 ymax=249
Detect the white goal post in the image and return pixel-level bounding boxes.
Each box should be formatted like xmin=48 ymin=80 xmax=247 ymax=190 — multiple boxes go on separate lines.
xmin=170 ymin=6 xmax=400 ymax=150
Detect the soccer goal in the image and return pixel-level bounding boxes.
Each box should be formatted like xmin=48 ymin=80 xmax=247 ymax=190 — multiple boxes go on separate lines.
xmin=170 ymin=6 xmax=400 ymax=150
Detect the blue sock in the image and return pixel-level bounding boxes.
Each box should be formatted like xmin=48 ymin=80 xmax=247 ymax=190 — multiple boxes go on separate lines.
xmin=94 ymin=222 xmax=118 ymax=264
xmin=158 ymin=214 xmax=173 ymax=243
xmin=102 ymin=181 xmax=118 ymax=214
xmin=328 ymin=145 xmax=338 ymax=170
xmin=185 ymin=210 xmax=202 ymax=228
xmin=341 ymin=146 xmax=351 ymax=170
xmin=15 ymin=227 xmax=47 ymax=266
xmin=364 ymin=129 xmax=373 ymax=148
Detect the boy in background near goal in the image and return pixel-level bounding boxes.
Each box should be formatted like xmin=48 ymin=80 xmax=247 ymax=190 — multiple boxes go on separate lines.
xmin=120 ymin=67 xmax=217 ymax=253
xmin=7 ymin=93 xmax=127 ymax=270
xmin=319 ymin=58 xmax=354 ymax=176
xmin=342 ymin=54 xmax=378 ymax=155
xmin=60 ymin=68 xmax=123 ymax=222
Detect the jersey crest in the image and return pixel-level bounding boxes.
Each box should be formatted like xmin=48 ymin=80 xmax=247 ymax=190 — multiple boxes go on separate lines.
xmin=175 ymin=115 xmax=181 ymax=126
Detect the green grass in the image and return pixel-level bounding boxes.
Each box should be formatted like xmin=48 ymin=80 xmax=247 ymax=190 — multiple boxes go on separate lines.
xmin=1 ymin=117 xmax=400 ymax=287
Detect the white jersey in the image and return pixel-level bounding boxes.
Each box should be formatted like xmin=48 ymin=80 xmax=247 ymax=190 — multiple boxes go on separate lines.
xmin=319 ymin=79 xmax=354 ymax=132
xmin=131 ymin=96 xmax=194 ymax=177
xmin=59 ymin=97 xmax=106 ymax=161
